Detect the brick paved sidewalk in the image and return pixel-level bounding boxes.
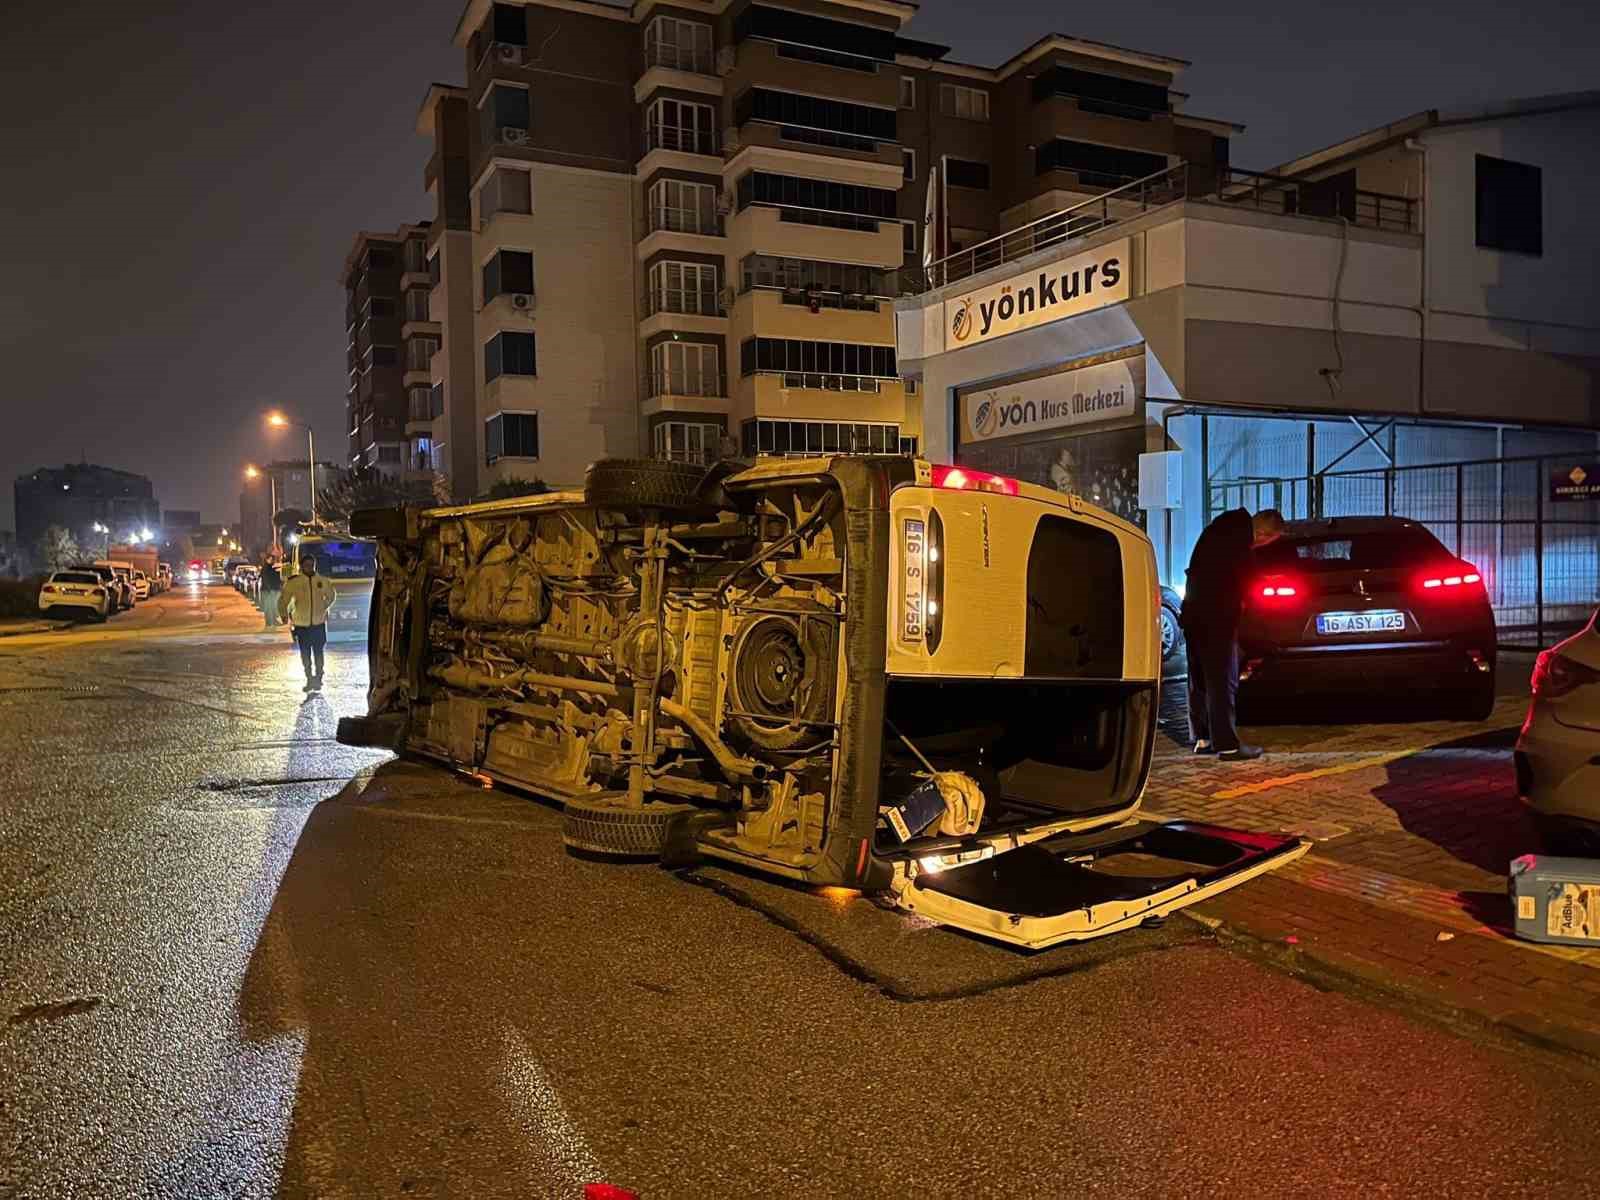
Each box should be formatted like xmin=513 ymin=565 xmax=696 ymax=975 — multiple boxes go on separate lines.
xmin=1146 ymin=654 xmax=1600 ymax=1063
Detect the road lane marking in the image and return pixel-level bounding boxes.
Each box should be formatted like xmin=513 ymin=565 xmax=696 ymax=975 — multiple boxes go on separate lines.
xmin=1209 ymin=748 xmax=1422 ymax=800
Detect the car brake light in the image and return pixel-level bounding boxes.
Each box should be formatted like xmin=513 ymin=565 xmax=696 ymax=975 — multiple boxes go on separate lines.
xmin=1531 ymin=649 xmax=1600 ymax=699
xmin=42 ymin=585 xmax=57 ymax=594
xmin=1254 ymin=576 xmax=1300 ymax=602
xmin=929 ymin=464 xmax=1019 ymax=496
xmin=1419 ymin=562 xmax=1483 ymax=593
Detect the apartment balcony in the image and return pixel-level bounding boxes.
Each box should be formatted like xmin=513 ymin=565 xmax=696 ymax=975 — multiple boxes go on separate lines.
xmin=727 ymin=202 xmax=904 ymax=270
xmin=637 ymin=125 xmax=721 ymax=177
xmin=740 ymin=371 xmax=908 ymax=426
xmin=636 ymin=203 xmax=724 ymax=258
xmin=634 ymin=41 xmax=722 ymax=104
xmin=723 ymin=37 xmax=896 ymax=110
xmin=725 ymin=119 xmax=902 ymax=173
xmin=734 ymin=287 xmax=892 ymax=345
xmin=402 ymin=318 xmax=441 ymax=340
xmin=640 ymin=284 xmax=725 ymax=338
xmin=641 ymin=370 xmax=731 ymax=417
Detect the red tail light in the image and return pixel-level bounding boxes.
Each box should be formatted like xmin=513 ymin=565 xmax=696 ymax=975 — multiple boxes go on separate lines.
xmin=929 ymin=464 xmax=1019 ymax=496
xmin=41 ymin=585 xmax=57 ymax=594
xmin=1254 ymin=575 xmax=1300 ymax=603
xmin=1531 ymin=649 xmax=1600 ymax=699
xmin=1419 ymin=561 xmax=1483 ymax=594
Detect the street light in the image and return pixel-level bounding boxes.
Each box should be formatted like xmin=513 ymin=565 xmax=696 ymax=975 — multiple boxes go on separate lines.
xmin=92 ymin=522 xmax=109 ymax=556
xmin=267 ymin=411 xmax=318 ymax=526
xmin=245 ymin=465 xmax=280 ymax=557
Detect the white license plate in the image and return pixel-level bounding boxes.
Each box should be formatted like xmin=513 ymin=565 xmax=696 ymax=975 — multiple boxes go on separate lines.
xmin=335 ymin=609 xmax=359 ymax=621
xmin=1315 ymin=609 xmax=1405 ymax=635
xmin=902 ymin=518 xmax=926 ymax=642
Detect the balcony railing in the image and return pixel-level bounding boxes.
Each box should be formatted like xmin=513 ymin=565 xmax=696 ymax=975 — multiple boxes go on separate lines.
xmin=774 ymin=206 xmax=881 ymax=233
xmin=642 ymin=287 xmax=725 ymax=318
xmin=643 ymin=41 xmax=714 ymax=75
xmin=1214 ymin=167 xmax=1418 ymax=233
xmin=643 ymin=205 xmax=722 ymax=238
xmin=644 ymin=370 xmax=726 ymax=399
xmin=644 ymin=125 xmax=719 ymax=157
xmin=927 ymin=163 xmax=1187 ymax=289
xmin=749 ymin=370 xmax=884 ymax=394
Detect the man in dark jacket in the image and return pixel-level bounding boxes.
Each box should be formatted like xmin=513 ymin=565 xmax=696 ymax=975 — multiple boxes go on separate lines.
xmin=1180 ymin=508 xmax=1285 ymax=761
xmin=258 ymin=559 xmax=284 ymax=629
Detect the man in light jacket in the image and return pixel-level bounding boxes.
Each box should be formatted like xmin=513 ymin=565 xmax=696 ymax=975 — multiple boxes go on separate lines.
xmin=277 ymin=556 xmax=338 ymax=692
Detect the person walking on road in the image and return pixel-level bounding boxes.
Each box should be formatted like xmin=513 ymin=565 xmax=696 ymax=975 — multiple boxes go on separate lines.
xmin=258 ymin=559 xmax=284 ymax=629
xmin=1179 ymin=507 xmax=1285 ymax=762
xmin=277 ymin=556 xmax=337 ymax=692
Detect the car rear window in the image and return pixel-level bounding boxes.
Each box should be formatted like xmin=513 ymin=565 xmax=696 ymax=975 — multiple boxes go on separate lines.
xmin=1024 ymin=515 xmax=1124 ymax=678
xmin=1259 ymin=527 xmax=1446 ymax=571
xmin=54 ymin=572 xmax=101 ymax=586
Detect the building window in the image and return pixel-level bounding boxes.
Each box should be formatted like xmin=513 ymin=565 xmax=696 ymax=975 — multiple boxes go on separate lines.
xmin=368 ymin=297 xmax=396 ymax=319
xmin=1475 ymin=155 xmax=1542 ymax=256
xmin=645 ymin=98 xmax=717 ymax=155
xmin=740 ymin=254 xmax=890 ymax=303
xmin=427 ymin=251 xmax=441 ymax=287
xmin=649 ymin=341 xmax=721 ymax=397
xmin=492 ymin=2 xmax=527 ymax=46
xmin=903 ymin=221 xmax=916 ymax=256
xmin=740 ymin=418 xmax=901 ymax=456
xmin=1035 ymin=138 xmax=1166 ymax=186
xmin=1030 ymin=65 xmax=1168 ymax=121
xmin=406 ymin=336 xmax=439 ymax=371
xmin=482 ymin=84 xmax=531 ymax=142
xmin=430 ymin=382 xmax=445 ymax=418
xmin=483 ymin=250 xmax=535 ymax=303
xmin=647 ymin=178 xmax=718 ymax=235
xmin=739 ymin=337 xmax=896 ymax=385
xmin=404 ymin=289 xmax=430 ymax=322
xmin=945 ymin=158 xmax=990 ymax=190
xmin=413 ymin=436 xmax=433 ymax=472
xmin=904 ymin=378 xmax=919 ymax=395
xmin=648 ymin=260 xmax=719 ymax=314
xmin=370 ymin=346 xmax=398 ymax=368
xmin=899 ymin=435 xmax=918 ymax=455
xmin=408 ymin=385 xmax=432 ymax=422
xmin=901 ymin=148 xmax=916 ymax=181
xmin=645 ymin=15 xmax=713 ymax=73
xmin=735 ymin=88 xmax=897 ymax=152
xmin=404 ymin=238 xmax=427 ymax=274
xmin=366 ymin=246 xmax=395 ymax=270
xmin=479 ymin=167 xmax=533 ymax=221
xmin=939 ymin=84 xmax=989 ymax=121
xmin=486 ymin=411 xmax=539 ymax=463
xmin=653 ymin=420 xmax=723 ymax=464
xmin=899 ymin=76 xmax=915 ymax=108
xmin=485 ymin=331 xmax=537 ymax=381
xmin=735 ymin=171 xmax=898 ymax=221
xmin=377 ymin=445 xmax=402 ymax=465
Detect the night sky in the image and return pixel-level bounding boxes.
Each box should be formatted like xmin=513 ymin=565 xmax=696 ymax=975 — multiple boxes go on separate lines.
xmin=3 ymin=0 xmax=1593 ymax=533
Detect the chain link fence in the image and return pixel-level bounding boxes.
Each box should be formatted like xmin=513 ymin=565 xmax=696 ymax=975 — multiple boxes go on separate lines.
xmin=1210 ymin=454 xmax=1600 ymax=646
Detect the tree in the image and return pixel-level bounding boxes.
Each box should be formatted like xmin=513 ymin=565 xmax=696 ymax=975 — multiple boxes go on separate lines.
xmin=313 ymin=468 xmax=439 ymax=530
xmin=478 ymin=477 xmax=552 ymax=502
xmin=37 ymin=525 xmax=81 ymax=571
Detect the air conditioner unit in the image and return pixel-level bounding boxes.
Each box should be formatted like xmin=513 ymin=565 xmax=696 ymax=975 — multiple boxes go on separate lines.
xmin=510 ymin=292 xmax=535 ymax=311
xmin=716 ymin=46 xmax=736 ymax=76
xmin=502 ymin=127 xmax=528 ymax=145
xmin=496 ymin=43 xmax=525 ymax=64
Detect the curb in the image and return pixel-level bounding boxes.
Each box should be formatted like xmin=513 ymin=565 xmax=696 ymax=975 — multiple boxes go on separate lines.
xmin=1185 ymin=909 xmax=1600 ymax=1070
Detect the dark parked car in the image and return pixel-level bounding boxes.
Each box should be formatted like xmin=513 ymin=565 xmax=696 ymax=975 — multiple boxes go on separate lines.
xmin=1236 ymin=517 xmax=1496 ymax=720
xmin=1159 ymin=585 xmax=1185 ymax=676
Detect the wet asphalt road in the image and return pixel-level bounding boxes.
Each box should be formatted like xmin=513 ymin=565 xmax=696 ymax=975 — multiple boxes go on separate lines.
xmin=4 ymin=583 xmax=1600 ymax=1198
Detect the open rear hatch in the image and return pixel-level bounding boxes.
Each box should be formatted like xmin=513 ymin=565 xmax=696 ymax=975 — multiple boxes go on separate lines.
xmin=892 ymin=820 xmax=1309 ymax=950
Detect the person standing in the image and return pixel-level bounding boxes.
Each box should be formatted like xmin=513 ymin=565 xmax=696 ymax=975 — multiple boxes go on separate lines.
xmin=258 ymin=559 xmax=284 ymax=629
xmin=1179 ymin=507 xmax=1285 ymax=761
xmin=277 ymin=556 xmax=337 ymax=692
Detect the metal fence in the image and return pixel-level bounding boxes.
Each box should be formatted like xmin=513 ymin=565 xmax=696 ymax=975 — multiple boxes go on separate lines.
xmin=1210 ymin=455 xmax=1600 ymax=645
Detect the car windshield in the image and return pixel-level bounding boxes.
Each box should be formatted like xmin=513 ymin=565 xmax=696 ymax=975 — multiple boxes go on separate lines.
xmin=301 ymin=541 xmax=376 ymax=579
xmin=1258 ymin=527 xmax=1447 ymax=571
xmin=54 ymin=572 xmax=100 ymax=586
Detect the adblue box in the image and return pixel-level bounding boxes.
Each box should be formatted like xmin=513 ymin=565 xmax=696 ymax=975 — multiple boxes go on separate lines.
xmin=1509 ymin=854 xmax=1600 ymax=946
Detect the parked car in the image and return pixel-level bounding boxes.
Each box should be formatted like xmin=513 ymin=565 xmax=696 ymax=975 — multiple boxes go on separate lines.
xmin=338 ymin=456 xmax=1308 ymax=950
xmin=1517 ymin=612 xmax=1600 ymax=852
xmin=235 ymin=564 xmax=261 ymax=600
xmin=1159 ymin=584 xmax=1185 ymax=675
xmin=131 ymin=570 xmax=151 ymax=601
xmin=91 ymin=560 xmax=136 ymax=610
xmin=38 ymin=570 xmax=112 ymax=622
xmin=1236 ymin=517 xmax=1496 ymax=720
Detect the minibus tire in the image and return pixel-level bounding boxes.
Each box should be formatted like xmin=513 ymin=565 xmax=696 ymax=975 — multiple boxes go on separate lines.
xmin=584 ymin=458 xmax=712 ymax=512
xmin=561 ymin=795 xmax=697 ymax=858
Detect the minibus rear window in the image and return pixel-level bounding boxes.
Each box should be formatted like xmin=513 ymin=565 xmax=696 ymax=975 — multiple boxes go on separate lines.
xmin=1024 ymin=515 xmax=1123 ymax=678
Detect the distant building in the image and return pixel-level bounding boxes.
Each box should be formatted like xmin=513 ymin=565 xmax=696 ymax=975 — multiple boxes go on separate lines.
xmin=0 ymin=531 xmax=17 ymax=578
xmin=13 ymin=463 xmax=160 ymax=573
xmin=341 ymin=224 xmax=435 ymax=482
xmin=162 ymin=509 xmax=202 ymax=535
xmin=239 ymin=460 xmax=341 ymax=554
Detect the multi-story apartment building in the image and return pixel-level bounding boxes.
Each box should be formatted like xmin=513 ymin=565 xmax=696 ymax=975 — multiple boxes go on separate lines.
xmin=416 ymin=0 xmax=1237 ymax=495
xmin=340 ymin=223 xmax=437 ymax=480
xmin=14 ymin=463 xmax=160 ymax=571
